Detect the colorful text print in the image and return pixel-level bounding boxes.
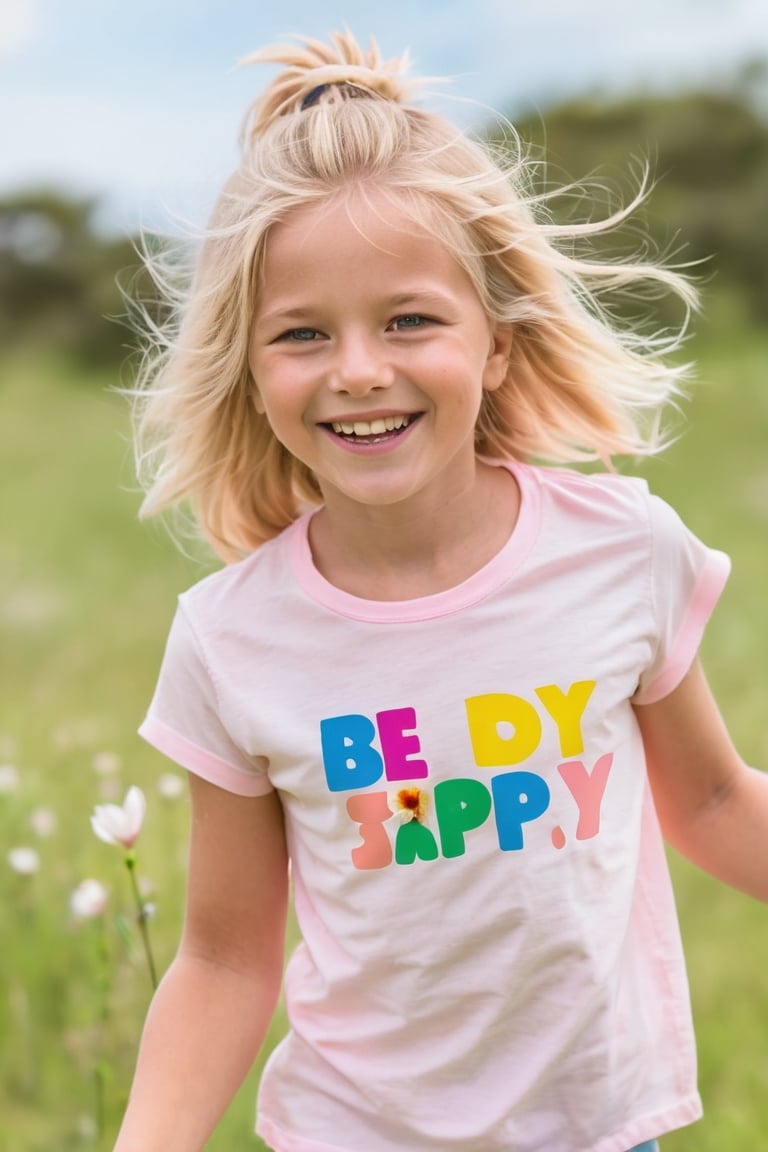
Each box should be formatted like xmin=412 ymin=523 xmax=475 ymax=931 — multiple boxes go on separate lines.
xmin=320 ymin=681 xmax=613 ymax=869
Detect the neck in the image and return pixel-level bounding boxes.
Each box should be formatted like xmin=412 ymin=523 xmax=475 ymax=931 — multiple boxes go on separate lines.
xmin=307 ymin=461 xmax=519 ymax=600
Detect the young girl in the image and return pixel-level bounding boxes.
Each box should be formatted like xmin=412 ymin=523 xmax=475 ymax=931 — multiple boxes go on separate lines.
xmin=116 ymin=30 xmax=767 ymax=1152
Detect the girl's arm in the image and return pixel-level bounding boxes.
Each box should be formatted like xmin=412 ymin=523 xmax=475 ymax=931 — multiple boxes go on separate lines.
xmin=635 ymin=657 xmax=768 ymax=901
xmin=113 ymin=775 xmax=289 ymax=1152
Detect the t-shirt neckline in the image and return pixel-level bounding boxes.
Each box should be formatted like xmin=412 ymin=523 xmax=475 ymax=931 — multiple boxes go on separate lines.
xmin=286 ymin=460 xmax=541 ymax=623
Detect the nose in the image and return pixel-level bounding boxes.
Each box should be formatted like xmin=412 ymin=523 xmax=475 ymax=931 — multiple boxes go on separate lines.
xmin=328 ymin=331 xmax=395 ymax=396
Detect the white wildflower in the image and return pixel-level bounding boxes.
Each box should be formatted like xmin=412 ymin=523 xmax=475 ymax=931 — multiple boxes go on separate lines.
xmin=8 ymin=846 xmax=40 ymax=875
xmin=70 ymin=878 xmax=108 ymax=920
xmin=157 ymin=772 xmax=184 ymax=800
xmin=0 ymin=764 xmax=20 ymax=794
xmin=90 ymin=785 xmax=146 ymax=849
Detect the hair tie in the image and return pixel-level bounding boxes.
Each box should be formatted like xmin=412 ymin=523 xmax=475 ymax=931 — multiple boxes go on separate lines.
xmin=300 ymin=81 xmax=373 ymax=110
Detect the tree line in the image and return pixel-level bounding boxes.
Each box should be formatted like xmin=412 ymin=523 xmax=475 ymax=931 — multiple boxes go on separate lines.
xmin=504 ymin=85 xmax=768 ymax=324
xmin=1 ymin=84 xmax=766 ymax=368
xmin=0 ymin=191 xmax=148 ymax=367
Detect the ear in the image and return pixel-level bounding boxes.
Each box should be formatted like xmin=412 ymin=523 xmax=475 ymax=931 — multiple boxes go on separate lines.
xmin=482 ymin=324 xmax=513 ymax=393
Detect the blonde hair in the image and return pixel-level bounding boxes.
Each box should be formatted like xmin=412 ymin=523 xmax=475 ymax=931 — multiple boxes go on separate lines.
xmin=131 ymin=30 xmax=698 ymax=562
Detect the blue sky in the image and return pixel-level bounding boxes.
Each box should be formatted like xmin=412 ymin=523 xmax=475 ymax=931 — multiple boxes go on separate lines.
xmin=2 ymin=0 xmax=766 ymax=233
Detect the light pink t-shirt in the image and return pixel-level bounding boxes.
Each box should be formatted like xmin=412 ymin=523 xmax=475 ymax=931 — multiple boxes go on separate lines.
xmin=140 ymin=462 xmax=730 ymax=1152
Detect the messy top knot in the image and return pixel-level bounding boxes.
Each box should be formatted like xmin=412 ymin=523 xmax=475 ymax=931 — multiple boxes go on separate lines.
xmin=239 ymin=30 xmax=421 ymax=142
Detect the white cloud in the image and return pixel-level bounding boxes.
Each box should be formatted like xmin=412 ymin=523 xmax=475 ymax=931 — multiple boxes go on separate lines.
xmin=0 ymin=0 xmax=43 ymax=56
xmin=1 ymin=0 xmax=766 ymax=231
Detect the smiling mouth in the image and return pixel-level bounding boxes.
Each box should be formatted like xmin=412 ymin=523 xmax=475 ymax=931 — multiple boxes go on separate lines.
xmin=325 ymin=414 xmax=420 ymax=444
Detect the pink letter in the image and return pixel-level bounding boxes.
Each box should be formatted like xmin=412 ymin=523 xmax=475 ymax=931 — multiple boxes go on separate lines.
xmin=557 ymin=754 xmax=613 ymax=840
xmin=377 ymin=707 xmax=429 ymax=781
xmin=347 ymin=792 xmax=393 ymax=869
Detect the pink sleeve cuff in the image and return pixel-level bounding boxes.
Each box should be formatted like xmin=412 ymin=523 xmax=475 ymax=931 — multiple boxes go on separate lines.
xmin=634 ymin=548 xmax=731 ymax=705
xmin=139 ymin=715 xmax=274 ymax=797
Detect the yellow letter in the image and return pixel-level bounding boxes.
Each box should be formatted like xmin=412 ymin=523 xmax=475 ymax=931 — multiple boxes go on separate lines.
xmin=465 ymin=693 xmax=542 ymax=767
xmin=535 ymin=681 xmax=595 ymax=757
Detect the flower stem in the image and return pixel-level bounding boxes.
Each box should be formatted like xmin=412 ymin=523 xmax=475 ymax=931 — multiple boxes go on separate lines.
xmin=124 ymin=852 xmax=158 ymax=991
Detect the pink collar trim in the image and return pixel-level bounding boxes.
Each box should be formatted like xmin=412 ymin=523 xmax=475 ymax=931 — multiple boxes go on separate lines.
xmin=286 ymin=461 xmax=540 ymax=623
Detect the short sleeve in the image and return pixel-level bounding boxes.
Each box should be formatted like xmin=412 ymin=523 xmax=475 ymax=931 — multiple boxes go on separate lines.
xmin=633 ymin=494 xmax=731 ymax=705
xmin=139 ymin=604 xmax=274 ymax=796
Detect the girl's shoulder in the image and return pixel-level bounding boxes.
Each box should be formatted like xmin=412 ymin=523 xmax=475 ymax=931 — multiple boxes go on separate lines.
xmin=523 ymin=461 xmax=650 ymax=499
xmin=515 ymin=462 xmax=727 ymax=577
xmin=178 ymin=515 xmax=306 ymax=618
xmin=514 ymin=460 xmax=654 ymax=530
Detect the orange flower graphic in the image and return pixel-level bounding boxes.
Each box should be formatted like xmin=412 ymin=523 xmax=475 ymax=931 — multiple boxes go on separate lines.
xmin=392 ymin=786 xmax=430 ymax=823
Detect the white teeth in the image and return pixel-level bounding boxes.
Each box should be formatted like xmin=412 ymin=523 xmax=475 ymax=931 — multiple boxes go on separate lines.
xmin=331 ymin=415 xmax=411 ymax=436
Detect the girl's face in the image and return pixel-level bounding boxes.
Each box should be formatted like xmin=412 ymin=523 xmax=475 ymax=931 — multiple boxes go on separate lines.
xmin=248 ymin=191 xmax=511 ymax=521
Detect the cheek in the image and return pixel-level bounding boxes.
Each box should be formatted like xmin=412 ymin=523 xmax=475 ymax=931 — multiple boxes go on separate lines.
xmin=250 ymin=362 xmax=290 ymax=423
xmin=254 ymin=381 xmax=316 ymax=450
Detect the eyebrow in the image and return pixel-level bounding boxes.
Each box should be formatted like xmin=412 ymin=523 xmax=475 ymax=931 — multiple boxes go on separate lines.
xmin=383 ymin=290 xmax=456 ymax=310
xmin=255 ymin=307 xmax=316 ymax=326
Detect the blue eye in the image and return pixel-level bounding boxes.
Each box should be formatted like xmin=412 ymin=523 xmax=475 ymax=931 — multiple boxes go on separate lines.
xmin=392 ymin=314 xmax=430 ymax=331
xmin=282 ymin=327 xmax=320 ymax=342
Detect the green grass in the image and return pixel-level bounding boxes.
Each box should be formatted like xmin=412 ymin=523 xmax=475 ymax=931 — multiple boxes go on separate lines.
xmin=1 ymin=321 xmax=767 ymax=1150
xmin=633 ymin=322 xmax=768 ymax=1152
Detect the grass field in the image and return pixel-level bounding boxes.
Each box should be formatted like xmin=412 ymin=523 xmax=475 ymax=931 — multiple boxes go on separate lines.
xmin=1 ymin=318 xmax=767 ymax=1150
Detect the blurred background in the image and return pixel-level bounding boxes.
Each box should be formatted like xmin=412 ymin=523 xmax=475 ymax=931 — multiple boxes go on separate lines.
xmin=1 ymin=2 xmax=767 ymax=1150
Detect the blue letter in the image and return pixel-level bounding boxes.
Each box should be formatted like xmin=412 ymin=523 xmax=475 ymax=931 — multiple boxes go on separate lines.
xmin=491 ymin=771 xmax=550 ymax=850
xmin=321 ymin=714 xmax=384 ymax=792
